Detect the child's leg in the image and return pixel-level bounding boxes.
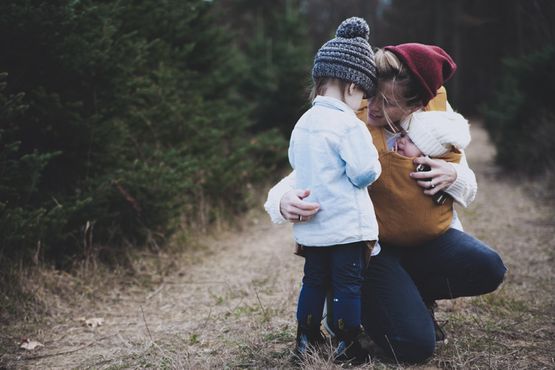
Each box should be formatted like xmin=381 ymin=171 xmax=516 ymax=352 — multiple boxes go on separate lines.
xmin=330 ymin=242 xmax=365 ymax=332
xmin=297 ymin=247 xmax=331 ymax=332
xmin=328 ymin=242 xmax=368 ymax=362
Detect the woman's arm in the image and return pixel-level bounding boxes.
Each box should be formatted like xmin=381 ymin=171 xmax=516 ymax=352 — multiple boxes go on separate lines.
xmin=263 ymin=171 xmax=321 ymax=224
xmin=411 ymin=151 xmax=477 ymax=207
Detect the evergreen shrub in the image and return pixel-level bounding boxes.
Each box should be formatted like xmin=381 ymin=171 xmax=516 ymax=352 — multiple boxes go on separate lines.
xmin=482 ymin=47 xmax=555 ymax=175
xmin=0 ymin=0 xmax=288 ymax=265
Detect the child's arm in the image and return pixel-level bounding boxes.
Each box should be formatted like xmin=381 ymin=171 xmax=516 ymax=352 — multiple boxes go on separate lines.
xmin=339 ymin=123 xmax=382 ymax=188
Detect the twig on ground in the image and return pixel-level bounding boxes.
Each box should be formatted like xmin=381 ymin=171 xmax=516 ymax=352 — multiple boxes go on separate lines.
xmin=253 ymin=285 xmax=267 ymax=319
xmin=22 ymin=341 xmax=96 ymax=361
xmin=0 ymin=333 xmax=18 ymax=340
xmin=18 ymin=333 xmax=119 ymax=362
xmin=146 ymin=283 xmax=165 ymax=300
xmin=163 ymin=280 xmax=225 ymax=285
xmin=140 ymin=305 xmax=153 ymax=342
xmin=229 ymin=297 xmax=244 ymax=315
xmin=384 ymin=334 xmax=400 ymax=366
xmin=201 ymin=307 xmax=213 ymax=330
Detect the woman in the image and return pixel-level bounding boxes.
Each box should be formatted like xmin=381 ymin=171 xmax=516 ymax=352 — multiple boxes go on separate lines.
xmin=264 ymin=43 xmax=507 ymax=363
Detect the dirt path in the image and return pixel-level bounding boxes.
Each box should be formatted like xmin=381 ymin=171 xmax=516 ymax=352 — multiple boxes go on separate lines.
xmin=6 ymin=123 xmax=554 ymax=369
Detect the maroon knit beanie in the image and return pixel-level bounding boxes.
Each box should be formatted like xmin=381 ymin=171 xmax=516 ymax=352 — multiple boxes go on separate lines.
xmin=384 ymin=43 xmax=457 ymax=105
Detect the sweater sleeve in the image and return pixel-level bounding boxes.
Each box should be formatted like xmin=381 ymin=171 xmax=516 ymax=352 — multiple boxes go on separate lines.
xmin=264 ymin=171 xmax=296 ymax=224
xmin=445 ymin=151 xmax=477 ymax=207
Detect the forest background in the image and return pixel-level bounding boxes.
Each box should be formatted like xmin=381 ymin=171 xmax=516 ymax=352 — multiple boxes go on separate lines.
xmin=1 ymin=0 xmax=553 ymax=321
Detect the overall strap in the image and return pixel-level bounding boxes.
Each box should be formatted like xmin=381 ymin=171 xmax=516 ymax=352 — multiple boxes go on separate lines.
xmin=424 ymin=86 xmax=448 ymax=112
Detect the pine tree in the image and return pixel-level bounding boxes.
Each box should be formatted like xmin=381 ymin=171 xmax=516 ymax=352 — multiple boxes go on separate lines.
xmin=0 ymin=0 xmax=287 ymax=263
xmin=218 ymin=0 xmax=313 ymax=137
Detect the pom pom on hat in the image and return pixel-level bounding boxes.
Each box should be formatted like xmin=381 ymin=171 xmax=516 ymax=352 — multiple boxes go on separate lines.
xmin=384 ymin=43 xmax=457 ymax=105
xmin=312 ymin=17 xmax=377 ymax=97
xmin=336 ymin=17 xmax=370 ymax=39
xmin=404 ymin=111 xmax=470 ymax=157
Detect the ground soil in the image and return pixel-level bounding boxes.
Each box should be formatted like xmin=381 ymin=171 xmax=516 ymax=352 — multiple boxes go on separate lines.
xmin=1 ymin=123 xmax=553 ymax=369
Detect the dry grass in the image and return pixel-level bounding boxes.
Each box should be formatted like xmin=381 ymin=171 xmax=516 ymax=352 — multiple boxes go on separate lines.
xmin=1 ymin=122 xmax=554 ymax=369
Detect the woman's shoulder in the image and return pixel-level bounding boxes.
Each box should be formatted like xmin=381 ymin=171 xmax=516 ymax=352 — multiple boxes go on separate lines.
xmin=424 ymin=86 xmax=448 ymax=112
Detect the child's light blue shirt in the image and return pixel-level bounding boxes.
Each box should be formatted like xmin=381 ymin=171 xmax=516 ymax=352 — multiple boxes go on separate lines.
xmin=288 ymin=95 xmax=381 ymax=246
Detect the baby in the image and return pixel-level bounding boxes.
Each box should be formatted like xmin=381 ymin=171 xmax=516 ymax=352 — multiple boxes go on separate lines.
xmin=396 ymin=110 xmax=470 ymax=159
xmin=374 ymin=110 xmax=471 ymax=247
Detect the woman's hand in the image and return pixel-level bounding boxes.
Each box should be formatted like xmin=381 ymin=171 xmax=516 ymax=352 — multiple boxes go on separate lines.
xmin=410 ymin=157 xmax=457 ymax=196
xmin=280 ymin=189 xmax=320 ymax=223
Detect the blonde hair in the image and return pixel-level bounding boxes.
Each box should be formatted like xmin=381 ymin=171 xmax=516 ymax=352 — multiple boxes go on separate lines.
xmin=374 ymin=49 xmax=423 ymax=131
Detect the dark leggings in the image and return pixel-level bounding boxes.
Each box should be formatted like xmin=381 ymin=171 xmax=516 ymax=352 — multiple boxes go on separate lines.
xmin=361 ymin=229 xmax=507 ymax=363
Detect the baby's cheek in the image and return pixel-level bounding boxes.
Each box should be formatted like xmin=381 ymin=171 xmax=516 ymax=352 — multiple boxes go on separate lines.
xmin=406 ymin=144 xmax=423 ymax=158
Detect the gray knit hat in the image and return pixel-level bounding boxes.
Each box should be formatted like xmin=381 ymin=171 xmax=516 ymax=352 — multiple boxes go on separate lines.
xmin=312 ymin=17 xmax=377 ymax=97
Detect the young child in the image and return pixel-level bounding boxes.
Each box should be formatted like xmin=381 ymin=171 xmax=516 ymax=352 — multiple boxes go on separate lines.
xmin=288 ymin=17 xmax=381 ymax=362
xmin=375 ymin=110 xmax=471 ymax=247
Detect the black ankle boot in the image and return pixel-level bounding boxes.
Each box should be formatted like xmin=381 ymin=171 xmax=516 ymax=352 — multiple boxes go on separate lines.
xmin=333 ymin=325 xmax=370 ymax=365
xmin=294 ymin=325 xmax=310 ymax=361
xmin=426 ymin=301 xmax=447 ymax=343
xmin=294 ymin=321 xmax=326 ymax=362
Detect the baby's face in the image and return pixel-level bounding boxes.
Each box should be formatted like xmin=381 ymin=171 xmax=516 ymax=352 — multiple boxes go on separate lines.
xmin=395 ymin=134 xmax=423 ymax=157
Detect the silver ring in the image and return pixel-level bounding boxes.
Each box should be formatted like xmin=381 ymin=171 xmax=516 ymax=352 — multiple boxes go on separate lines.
xmin=430 ymin=181 xmax=435 ymax=189
xmin=298 ymin=215 xmax=303 ymax=222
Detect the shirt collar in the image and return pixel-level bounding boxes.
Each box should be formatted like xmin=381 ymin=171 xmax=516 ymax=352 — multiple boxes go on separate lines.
xmin=313 ymin=95 xmax=355 ymax=115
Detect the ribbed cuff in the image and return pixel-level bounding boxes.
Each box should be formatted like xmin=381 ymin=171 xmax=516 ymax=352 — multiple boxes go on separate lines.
xmin=445 ymin=163 xmax=471 ymax=207
xmin=264 ymin=175 xmax=293 ymax=224
xmin=264 ymin=200 xmax=288 ymax=224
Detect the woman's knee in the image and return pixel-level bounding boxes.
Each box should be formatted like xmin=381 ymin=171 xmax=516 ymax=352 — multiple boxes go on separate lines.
xmin=478 ymin=248 xmax=507 ymax=294
xmin=362 ymin=302 xmax=437 ymax=364
xmin=460 ymin=234 xmax=507 ymax=295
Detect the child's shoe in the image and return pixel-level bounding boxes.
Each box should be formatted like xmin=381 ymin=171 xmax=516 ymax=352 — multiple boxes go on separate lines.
xmin=333 ymin=327 xmax=371 ymax=365
xmin=293 ymin=323 xmax=326 ymax=363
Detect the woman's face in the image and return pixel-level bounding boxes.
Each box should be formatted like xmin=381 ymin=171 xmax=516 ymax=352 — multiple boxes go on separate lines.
xmin=367 ymin=80 xmax=415 ymax=128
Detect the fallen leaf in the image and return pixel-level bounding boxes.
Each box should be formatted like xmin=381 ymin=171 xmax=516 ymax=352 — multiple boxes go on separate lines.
xmin=19 ymin=339 xmax=44 ymax=350
xmin=84 ymin=317 xmax=104 ymax=328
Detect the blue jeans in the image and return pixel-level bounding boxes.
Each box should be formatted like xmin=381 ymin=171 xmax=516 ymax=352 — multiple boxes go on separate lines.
xmin=361 ymin=229 xmax=506 ymax=363
xmin=297 ymin=242 xmax=365 ymax=333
